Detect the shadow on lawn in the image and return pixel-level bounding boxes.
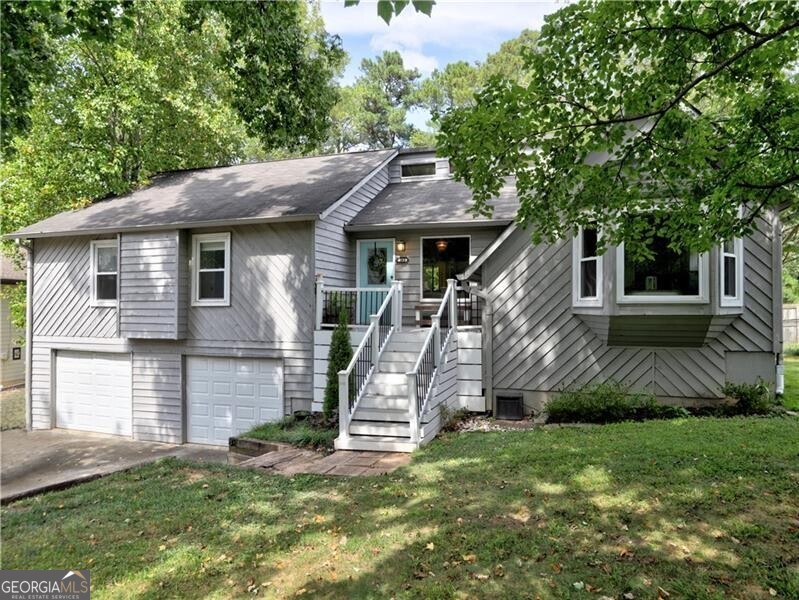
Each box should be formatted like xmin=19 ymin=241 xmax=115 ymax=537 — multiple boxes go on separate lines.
xmin=4 ymin=418 xmax=798 ymax=599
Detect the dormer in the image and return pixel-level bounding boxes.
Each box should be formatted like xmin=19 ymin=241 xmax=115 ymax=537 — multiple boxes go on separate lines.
xmin=389 ymin=148 xmax=451 ymax=183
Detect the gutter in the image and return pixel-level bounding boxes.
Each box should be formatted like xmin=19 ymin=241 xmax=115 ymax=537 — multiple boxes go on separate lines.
xmin=15 ymin=239 xmax=33 ymax=431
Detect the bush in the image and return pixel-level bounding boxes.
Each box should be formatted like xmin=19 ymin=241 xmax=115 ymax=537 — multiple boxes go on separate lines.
xmin=720 ymin=380 xmax=774 ymax=415
xmin=547 ymin=381 xmax=689 ymax=424
xmin=323 ymin=309 xmax=353 ymax=419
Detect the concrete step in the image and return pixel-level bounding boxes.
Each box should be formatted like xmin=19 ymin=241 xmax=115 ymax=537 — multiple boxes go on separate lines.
xmin=352 ymin=407 xmax=409 ymax=422
xmin=349 ymin=421 xmax=411 ymax=437
xmin=334 ymin=435 xmax=417 ymax=453
xmin=358 ymin=394 xmax=409 ymax=410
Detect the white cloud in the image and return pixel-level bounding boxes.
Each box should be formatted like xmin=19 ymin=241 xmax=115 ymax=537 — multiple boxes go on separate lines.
xmin=321 ymin=1 xmax=568 ymax=76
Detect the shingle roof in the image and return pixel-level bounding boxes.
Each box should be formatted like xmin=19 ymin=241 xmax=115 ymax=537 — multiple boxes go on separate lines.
xmin=346 ymin=178 xmax=518 ymax=229
xmin=1 ymin=255 xmax=26 ymax=282
xmin=10 ymin=149 xmax=397 ymax=238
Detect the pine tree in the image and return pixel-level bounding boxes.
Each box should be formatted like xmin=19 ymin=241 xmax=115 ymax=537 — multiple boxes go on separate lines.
xmin=324 ymin=309 xmax=353 ymax=419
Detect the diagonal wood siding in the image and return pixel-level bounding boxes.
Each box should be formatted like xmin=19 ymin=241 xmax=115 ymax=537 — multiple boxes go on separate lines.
xmin=484 ymin=223 xmax=776 ymax=402
xmin=33 ymin=236 xmax=118 ymax=338
xmin=315 ymin=167 xmax=389 ymax=287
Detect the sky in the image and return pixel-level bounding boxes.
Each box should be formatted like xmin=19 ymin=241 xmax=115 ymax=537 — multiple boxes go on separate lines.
xmin=319 ymin=0 xmax=568 ymax=129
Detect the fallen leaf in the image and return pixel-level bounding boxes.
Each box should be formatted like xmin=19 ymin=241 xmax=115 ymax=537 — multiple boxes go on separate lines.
xmin=552 ymin=563 xmax=562 ymax=574
xmin=493 ymin=564 xmax=504 ymax=578
xmin=573 ymin=581 xmax=585 ymax=590
xmin=158 ymin=545 xmax=166 ymax=551
xmin=657 ymin=587 xmax=670 ymax=599
xmin=462 ymin=554 xmax=477 ymax=564
xmin=425 ymin=542 xmax=435 ymax=551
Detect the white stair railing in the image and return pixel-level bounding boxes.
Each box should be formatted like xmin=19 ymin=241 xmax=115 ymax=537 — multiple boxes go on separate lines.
xmin=337 ymin=280 xmax=403 ymax=443
xmin=406 ymin=279 xmax=457 ymax=444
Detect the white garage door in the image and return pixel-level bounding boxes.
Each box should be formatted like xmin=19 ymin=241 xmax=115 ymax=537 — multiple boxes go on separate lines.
xmin=56 ymin=351 xmax=132 ymax=436
xmin=187 ymin=357 xmax=283 ymax=446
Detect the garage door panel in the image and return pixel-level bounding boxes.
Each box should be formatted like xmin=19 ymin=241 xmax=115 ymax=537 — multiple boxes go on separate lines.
xmin=187 ymin=357 xmax=283 ymax=446
xmin=56 ymin=351 xmax=132 ymax=437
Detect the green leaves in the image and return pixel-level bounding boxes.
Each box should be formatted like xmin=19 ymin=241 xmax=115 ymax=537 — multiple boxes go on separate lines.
xmin=439 ymin=0 xmax=799 ymax=250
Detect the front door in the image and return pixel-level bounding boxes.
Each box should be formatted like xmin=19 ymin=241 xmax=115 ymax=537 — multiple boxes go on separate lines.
xmin=357 ymin=239 xmax=394 ymax=323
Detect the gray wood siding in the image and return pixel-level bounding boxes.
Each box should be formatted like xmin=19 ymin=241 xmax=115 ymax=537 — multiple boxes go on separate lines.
xmin=119 ymin=231 xmax=181 ymax=339
xmin=315 ymin=167 xmax=389 ymax=287
xmin=187 ymin=223 xmax=315 ymax=410
xmin=1 ymin=285 xmax=25 ymax=388
xmin=354 ymin=227 xmax=504 ymax=325
xmin=32 ymin=236 xmax=117 ymax=338
xmin=132 ymin=351 xmax=182 ymax=443
xmin=484 ymin=224 xmax=777 ymax=401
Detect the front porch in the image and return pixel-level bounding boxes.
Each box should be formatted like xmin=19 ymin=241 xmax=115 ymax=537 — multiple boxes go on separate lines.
xmin=313 ymin=279 xmax=486 ymax=452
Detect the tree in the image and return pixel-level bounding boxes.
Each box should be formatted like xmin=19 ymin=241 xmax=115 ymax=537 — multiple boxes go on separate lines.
xmin=438 ymin=1 xmax=799 ymax=256
xmin=324 ymin=50 xmax=421 ymax=150
xmin=0 ymin=0 xmax=133 ymax=154
xmin=1 ymin=0 xmax=249 ymax=249
xmin=324 ymin=310 xmax=353 ymax=419
xmin=344 ymin=0 xmax=434 ymax=25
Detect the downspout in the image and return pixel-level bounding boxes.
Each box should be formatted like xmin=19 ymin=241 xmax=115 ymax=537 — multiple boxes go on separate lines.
xmin=773 ymin=209 xmax=785 ymax=394
xmin=16 ymin=239 xmax=33 ymax=431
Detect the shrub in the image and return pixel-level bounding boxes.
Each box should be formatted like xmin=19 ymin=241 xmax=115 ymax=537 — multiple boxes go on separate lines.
xmin=323 ymin=309 xmax=353 ymax=419
xmin=720 ymin=379 xmax=773 ymax=415
xmin=244 ymin=416 xmax=337 ymax=450
xmin=547 ymin=381 xmax=689 ymax=424
xmin=439 ymin=405 xmax=471 ymax=432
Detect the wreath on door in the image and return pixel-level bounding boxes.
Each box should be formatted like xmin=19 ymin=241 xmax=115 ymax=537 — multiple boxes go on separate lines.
xmin=368 ymin=246 xmax=387 ymax=273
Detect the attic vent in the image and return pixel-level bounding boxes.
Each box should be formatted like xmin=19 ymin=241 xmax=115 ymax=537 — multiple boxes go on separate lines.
xmin=401 ymin=162 xmax=436 ymax=177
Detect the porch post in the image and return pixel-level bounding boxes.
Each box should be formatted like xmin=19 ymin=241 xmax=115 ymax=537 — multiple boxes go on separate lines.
xmin=431 ymin=316 xmax=441 ymax=365
xmin=447 ymin=279 xmax=457 ymax=328
xmin=407 ymin=372 xmax=420 ymax=444
xmin=315 ymin=274 xmax=324 ymax=329
xmin=338 ymin=370 xmax=350 ymax=441
xmin=394 ymin=280 xmax=403 ymax=332
xmin=370 ymin=315 xmax=380 ymax=371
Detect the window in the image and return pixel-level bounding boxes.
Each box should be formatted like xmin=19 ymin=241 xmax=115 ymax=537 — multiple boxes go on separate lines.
xmin=572 ymin=225 xmax=603 ymax=307
xmin=421 ymin=237 xmax=470 ymax=299
xmin=720 ymin=237 xmax=744 ymax=307
xmin=192 ymin=233 xmax=230 ymax=306
xmin=90 ymin=240 xmax=117 ymax=306
xmin=401 ymin=162 xmax=436 ymax=178
xmin=616 ymin=223 xmax=708 ymax=303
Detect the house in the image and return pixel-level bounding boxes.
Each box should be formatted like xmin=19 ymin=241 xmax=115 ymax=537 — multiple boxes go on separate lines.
xmin=8 ymin=148 xmax=781 ymax=451
xmin=1 ymin=255 xmax=26 ymax=389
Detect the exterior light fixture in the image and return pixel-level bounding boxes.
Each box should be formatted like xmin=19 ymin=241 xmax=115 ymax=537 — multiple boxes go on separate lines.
xmin=396 ymin=240 xmax=406 ymax=253
xmin=435 ymin=239 xmax=448 ymax=252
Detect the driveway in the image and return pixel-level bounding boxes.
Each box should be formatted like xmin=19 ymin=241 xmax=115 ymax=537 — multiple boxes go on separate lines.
xmin=1 ymin=429 xmax=228 ymax=503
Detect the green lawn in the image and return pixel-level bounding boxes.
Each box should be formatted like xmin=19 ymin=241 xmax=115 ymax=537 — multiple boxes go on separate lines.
xmin=0 ymin=386 xmax=25 ymax=430
xmin=2 ymin=417 xmax=798 ymax=599
xmin=782 ymin=356 xmax=799 ymax=410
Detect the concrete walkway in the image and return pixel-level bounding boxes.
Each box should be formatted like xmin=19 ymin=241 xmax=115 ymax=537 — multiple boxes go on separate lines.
xmin=1 ymin=429 xmax=228 ymax=503
xmin=239 ymin=448 xmax=411 ymax=476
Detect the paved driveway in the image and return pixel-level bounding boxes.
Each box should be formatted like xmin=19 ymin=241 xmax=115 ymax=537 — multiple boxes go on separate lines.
xmin=1 ymin=429 xmax=228 ymax=503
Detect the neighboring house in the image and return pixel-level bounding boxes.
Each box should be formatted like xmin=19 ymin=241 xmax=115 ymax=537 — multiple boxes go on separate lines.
xmin=1 ymin=255 xmax=26 ymax=390
xmin=8 ymin=148 xmax=781 ymax=451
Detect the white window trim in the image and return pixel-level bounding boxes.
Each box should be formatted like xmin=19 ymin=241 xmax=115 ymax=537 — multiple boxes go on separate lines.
xmin=616 ymin=243 xmax=709 ymax=304
xmin=419 ymin=235 xmax=472 ymax=301
xmin=191 ymin=232 xmax=231 ymax=307
xmin=719 ymin=237 xmax=744 ymax=307
xmin=572 ymin=227 xmax=603 ymax=308
xmin=90 ymin=239 xmax=118 ymax=307
xmin=400 ymin=156 xmax=440 ymax=181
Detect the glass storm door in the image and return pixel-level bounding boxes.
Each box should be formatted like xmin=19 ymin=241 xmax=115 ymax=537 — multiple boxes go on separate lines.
xmin=357 ymin=239 xmax=394 ymax=323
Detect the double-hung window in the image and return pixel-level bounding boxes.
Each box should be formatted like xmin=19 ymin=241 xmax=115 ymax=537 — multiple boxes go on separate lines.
xmin=719 ymin=237 xmax=744 ymax=307
xmin=192 ymin=232 xmax=231 ymax=306
xmin=90 ymin=240 xmax=118 ymax=306
xmin=572 ymin=225 xmax=603 ymax=307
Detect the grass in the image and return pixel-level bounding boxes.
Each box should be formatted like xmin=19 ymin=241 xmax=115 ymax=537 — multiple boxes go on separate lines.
xmin=243 ymin=416 xmax=338 ymax=450
xmin=0 ymin=386 xmax=25 ymax=430
xmin=781 ymin=356 xmax=799 ymax=410
xmin=2 ymin=417 xmax=798 ymax=599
